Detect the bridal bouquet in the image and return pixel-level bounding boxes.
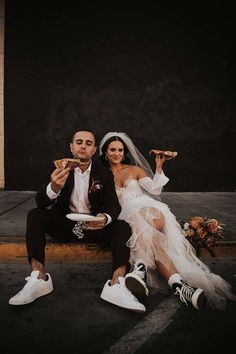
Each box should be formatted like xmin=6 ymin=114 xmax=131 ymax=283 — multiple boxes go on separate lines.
xmin=181 ymin=216 xmax=226 ymax=256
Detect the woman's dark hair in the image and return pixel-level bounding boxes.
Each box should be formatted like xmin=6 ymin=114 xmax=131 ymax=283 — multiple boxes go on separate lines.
xmin=99 ymin=136 xmax=130 ymax=167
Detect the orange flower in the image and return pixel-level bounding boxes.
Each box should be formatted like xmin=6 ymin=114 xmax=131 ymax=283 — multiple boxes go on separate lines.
xmin=189 ymin=216 xmax=204 ymax=230
xmin=197 ymin=227 xmax=208 ymax=239
xmin=207 ymin=219 xmax=219 ymax=233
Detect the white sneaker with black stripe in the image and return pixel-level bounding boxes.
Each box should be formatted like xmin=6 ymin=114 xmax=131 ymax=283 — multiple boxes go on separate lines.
xmin=125 ymin=262 xmax=149 ymax=299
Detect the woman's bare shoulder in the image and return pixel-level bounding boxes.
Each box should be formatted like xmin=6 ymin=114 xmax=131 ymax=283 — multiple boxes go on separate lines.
xmin=129 ymin=165 xmax=147 ymax=177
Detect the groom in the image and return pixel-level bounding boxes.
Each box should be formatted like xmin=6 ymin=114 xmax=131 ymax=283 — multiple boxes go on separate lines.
xmin=9 ymin=129 xmax=145 ymax=312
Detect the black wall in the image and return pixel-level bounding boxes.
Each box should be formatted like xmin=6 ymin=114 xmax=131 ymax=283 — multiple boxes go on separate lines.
xmin=4 ymin=1 xmax=236 ymax=191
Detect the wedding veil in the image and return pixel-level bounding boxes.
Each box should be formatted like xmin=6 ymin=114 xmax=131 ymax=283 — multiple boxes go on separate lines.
xmin=99 ymin=132 xmax=154 ymax=178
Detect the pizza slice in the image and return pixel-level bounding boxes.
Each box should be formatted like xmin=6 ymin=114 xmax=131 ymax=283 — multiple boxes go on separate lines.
xmin=149 ymin=149 xmax=178 ymax=160
xmin=53 ymin=158 xmax=81 ymax=170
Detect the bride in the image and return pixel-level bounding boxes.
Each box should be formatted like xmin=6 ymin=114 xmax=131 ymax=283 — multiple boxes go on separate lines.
xmin=99 ymin=131 xmax=236 ymax=310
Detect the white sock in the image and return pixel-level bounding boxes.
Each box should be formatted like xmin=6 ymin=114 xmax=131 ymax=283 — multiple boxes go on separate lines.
xmin=168 ymin=273 xmax=183 ymax=288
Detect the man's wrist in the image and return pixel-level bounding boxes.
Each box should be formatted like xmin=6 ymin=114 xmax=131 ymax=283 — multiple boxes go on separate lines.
xmin=104 ymin=213 xmax=112 ymax=225
xmin=156 ymin=167 xmax=163 ymax=174
xmin=46 ymin=183 xmax=61 ymax=199
xmin=51 ymin=186 xmax=61 ymax=194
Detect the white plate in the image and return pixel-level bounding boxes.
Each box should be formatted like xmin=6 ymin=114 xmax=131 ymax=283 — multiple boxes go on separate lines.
xmin=66 ymin=213 xmax=104 ymax=222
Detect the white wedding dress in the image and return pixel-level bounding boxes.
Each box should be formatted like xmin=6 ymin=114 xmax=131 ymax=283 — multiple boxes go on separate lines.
xmin=116 ymin=175 xmax=236 ymax=310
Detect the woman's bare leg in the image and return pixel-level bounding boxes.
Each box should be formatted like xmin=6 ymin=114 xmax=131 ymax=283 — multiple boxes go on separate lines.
xmin=156 ymin=258 xmax=178 ymax=281
xmin=152 ymin=212 xmax=178 ymax=281
xmin=153 ymin=212 xmax=165 ymax=231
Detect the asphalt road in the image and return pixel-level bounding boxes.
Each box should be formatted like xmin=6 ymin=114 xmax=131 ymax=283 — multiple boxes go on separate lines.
xmin=1 ymin=259 xmax=236 ymax=354
xmin=1 ymin=191 xmax=236 ymax=353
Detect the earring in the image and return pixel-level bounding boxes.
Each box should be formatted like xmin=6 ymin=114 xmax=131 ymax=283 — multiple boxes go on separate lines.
xmin=105 ymin=154 xmax=108 ymax=160
xmin=122 ymin=156 xmax=125 ymax=161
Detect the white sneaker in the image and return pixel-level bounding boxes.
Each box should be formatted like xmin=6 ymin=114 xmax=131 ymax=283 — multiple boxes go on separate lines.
xmin=125 ymin=262 xmax=149 ymax=298
xmin=100 ymin=276 xmax=146 ymax=313
xmin=9 ymin=271 xmax=53 ymax=305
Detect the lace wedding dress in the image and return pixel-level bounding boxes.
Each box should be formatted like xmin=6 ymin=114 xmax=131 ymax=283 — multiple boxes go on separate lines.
xmin=116 ymin=177 xmax=236 ymax=310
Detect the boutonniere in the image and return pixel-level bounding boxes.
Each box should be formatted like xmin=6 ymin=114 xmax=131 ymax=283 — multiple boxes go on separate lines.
xmin=89 ymin=179 xmax=103 ymax=193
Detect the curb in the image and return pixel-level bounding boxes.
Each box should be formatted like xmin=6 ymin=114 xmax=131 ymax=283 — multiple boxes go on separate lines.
xmin=0 ymin=237 xmax=111 ymax=263
xmin=0 ymin=238 xmax=236 ymax=263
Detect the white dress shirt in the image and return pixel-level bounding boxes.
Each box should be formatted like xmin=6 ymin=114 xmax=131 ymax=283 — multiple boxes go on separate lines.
xmin=46 ymin=162 xmax=111 ymax=224
xmin=69 ymin=164 xmax=92 ymax=214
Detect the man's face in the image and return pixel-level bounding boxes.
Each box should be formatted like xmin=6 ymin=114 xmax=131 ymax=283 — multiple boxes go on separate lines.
xmin=70 ymin=131 xmax=97 ymax=162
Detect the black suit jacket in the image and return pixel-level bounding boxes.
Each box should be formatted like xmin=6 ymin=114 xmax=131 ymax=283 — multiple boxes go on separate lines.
xmin=35 ymin=159 xmax=121 ymax=221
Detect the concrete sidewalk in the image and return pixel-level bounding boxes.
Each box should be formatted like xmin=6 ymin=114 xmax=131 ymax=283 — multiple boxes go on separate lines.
xmin=0 ymin=190 xmax=236 ymax=261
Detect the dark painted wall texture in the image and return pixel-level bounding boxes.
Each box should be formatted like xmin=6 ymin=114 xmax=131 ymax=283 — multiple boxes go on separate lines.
xmin=4 ymin=1 xmax=236 ymax=191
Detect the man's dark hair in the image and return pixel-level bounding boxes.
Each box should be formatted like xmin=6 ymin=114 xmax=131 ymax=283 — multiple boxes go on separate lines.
xmin=70 ymin=129 xmax=97 ymax=144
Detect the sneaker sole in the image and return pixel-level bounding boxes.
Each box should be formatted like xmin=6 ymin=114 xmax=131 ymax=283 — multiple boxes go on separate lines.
xmin=192 ymin=288 xmax=206 ymax=309
xmin=9 ymin=287 xmax=53 ymax=305
xmin=100 ymin=292 xmax=146 ymax=313
xmin=125 ymin=274 xmax=149 ymax=299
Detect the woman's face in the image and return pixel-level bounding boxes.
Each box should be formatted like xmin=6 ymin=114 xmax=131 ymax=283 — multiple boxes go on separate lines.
xmin=106 ymin=140 xmax=125 ymax=164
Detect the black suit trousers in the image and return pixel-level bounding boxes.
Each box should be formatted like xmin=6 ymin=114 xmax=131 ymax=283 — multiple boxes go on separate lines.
xmin=26 ymin=208 xmax=132 ymax=273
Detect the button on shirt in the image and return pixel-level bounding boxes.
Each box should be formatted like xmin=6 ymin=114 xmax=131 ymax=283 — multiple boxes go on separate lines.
xmin=69 ymin=165 xmax=91 ymax=213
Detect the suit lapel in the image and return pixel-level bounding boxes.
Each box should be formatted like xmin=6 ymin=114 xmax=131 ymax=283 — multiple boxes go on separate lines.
xmin=88 ymin=160 xmax=102 ymax=205
xmin=67 ymin=170 xmax=75 ymax=198
xmin=89 ymin=160 xmax=100 ymax=188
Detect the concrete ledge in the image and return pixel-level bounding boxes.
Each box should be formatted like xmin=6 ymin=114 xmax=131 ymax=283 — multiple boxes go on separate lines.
xmin=0 ymin=237 xmax=236 ymax=262
xmin=0 ymin=239 xmax=112 ymax=263
xmin=199 ymin=241 xmax=236 ymax=259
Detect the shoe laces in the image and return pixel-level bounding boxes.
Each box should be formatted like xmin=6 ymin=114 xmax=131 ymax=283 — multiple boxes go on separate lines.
xmin=132 ymin=264 xmax=146 ymax=280
xmin=117 ymin=277 xmax=140 ymax=303
xmin=16 ymin=275 xmax=39 ymax=295
xmin=174 ymin=284 xmax=195 ymax=306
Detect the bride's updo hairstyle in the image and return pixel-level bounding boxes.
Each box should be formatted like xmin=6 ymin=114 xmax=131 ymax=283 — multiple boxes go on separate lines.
xmin=99 ymin=136 xmax=130 ymax=167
